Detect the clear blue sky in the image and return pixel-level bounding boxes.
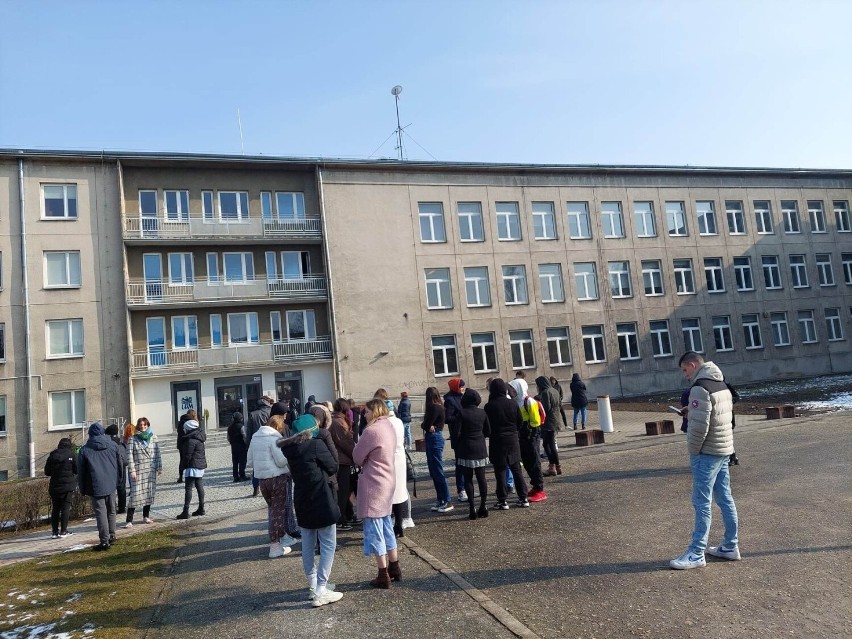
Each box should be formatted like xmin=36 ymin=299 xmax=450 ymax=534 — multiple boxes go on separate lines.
xmin=2 ymin=0 xmax=850 ymax=168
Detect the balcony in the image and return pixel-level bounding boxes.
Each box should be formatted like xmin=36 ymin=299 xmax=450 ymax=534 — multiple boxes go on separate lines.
xmin=123 ymin=215 xmax=323 ymax=241
xmin=130 ymin=337 xmax=333 ymax=377
xmin=126 ymin=275 xmax=328 ymax=306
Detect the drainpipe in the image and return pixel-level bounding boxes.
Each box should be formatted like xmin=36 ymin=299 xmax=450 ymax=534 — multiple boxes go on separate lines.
xmin=316 ymin=165 xmax=344 ymax=396
xmin=18 ymin=158 xmax=35 ymax=477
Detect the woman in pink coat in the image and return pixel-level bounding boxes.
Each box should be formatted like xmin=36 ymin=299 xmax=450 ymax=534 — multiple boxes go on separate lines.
xmin=352 ymin=398 xmax=400 ymax=589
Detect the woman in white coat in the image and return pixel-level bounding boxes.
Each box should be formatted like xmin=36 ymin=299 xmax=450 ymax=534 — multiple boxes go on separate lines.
xmin=384 ymin=400 xmax=414 ymax=536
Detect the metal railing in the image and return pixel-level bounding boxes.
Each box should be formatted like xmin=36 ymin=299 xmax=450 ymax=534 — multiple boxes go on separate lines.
xmin=126 ymin=275 xmax=327 ymax=305
xmin=123 ymin=215 xmax=322 ymax=240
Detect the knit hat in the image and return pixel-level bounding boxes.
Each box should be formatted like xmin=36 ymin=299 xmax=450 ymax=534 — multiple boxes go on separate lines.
xmin=448 ymin=378 xmax=465 ymax=394
xmin=292 ymin=414 xmax=318 ymax=437
xmin=88 ymin=422 xmax=104 ymax=437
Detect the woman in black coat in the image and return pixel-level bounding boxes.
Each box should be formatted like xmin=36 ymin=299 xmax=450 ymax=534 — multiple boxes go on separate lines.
xmin=569 ymin=373 xmax=589 ymax=430
xmin=227 ymin=412 xmax=248 ymax=482
xmin=456 ymin=388 xmax=491 ymax=520
xmin=483 ymin=379 xmax=529 ymax=509
xmin=177 ymin=420 xmax=207 ymax=519
xmin=44 ymin=437 xmax=77 ymax=538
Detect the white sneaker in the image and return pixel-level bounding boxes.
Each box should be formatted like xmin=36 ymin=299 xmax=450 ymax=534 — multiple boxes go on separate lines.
xmin=457 ymin=491 xmax=468 ymax=502
xmin=143 ymin=517 xmax=154 ymax=524
xmin=401 ymin=518 xmax=415 ymax=529
xmin=269 ymin=542 xmax=292 ymax=558
xmin=279 ymin=534 xmax=299 ymax=547
xmin=429 ymin=502 xmax=441 ymax=511
xmin=669 ymin=550 xmax=706 ymax=570
xmin=307 ymin=583 xmax=336 ymax=601
xmin=312 ymin=589 xmax=343 ymax=607
xmin=706 ymin=544 xmax=741 ymax=561
xmin=437 ymin=502 xmax=454 ymax=513
xmin=124 ymin=522 xmax=133 ymax=529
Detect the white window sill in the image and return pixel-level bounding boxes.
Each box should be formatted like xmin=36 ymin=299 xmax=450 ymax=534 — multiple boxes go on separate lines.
xmin=48 ymin=424 xmax=83 ymax=432
xmin=47 ymin=354 xmax=84 ymax=360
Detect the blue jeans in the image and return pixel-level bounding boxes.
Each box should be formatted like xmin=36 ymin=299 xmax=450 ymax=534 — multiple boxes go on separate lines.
xmin=689 ymin=453 xmax=739 ymax=554
xmin=403 ymin=422 xmax=412 ymax=449
xmin=572 ymin=406 xmax=587 ymax=427
xmin=425 ymin=431 xmax=450 ymax=504
xmin=300 ymin=524 xmax=337 ymax=593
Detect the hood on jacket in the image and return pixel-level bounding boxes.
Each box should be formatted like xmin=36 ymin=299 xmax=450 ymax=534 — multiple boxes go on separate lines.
xmin=535 ymin=376 xmax=552 ymax=392
xmin=488 ymin=378 xmax=508 ymax=399
xmin=277 ymin=427 xmax=314 ymax=449
xmin=85 ymin=423 xmax=111 ymax=450
xmin=184 ymin=419 xmax=200 ymax=431
xmin=571 ymin=373 xmax=581 ymax=382
xmin=232 ymin=411 xmax=244 ymax=424
xmin=58 ymin=437 xmax=73 ymax=449
xmin=88 ymin=422 xmax=105 ymax=438
xmin=692 ymin=361 xmax=725 ymax=384
xmin=307 ymin=395 xmax=316 ymax=403
xmin=447 ymin=378 xmax=465 ymax=394
xmin=309 ymin=404 xmax=332 ymax=429
xmin=508 ymin=379 xmax=527 ymax=405
xmin=461 ymin=388 xmax=481 ymax=408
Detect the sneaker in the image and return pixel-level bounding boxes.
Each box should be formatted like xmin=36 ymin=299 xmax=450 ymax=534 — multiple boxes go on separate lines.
xmin=515 ymin=499 xmax=530 ymax=508
xmin=457 ymin=491 xmax=468 ymax=502
xmin=492 ymin=502 xmax=510 ymax=511
xmin=51 ymin=533 xmax=60 ymax=539
xmin=108 ymin=536 xmax=117 ymax=545
xmin=706 ymin=544 xmax=741 ymax=561
xmin=312 ymin=589 xmax=343 ymax=607
xmin=429 ymin=502 xmax=441 ymax=512
xmin=336 ymin=523 xmax=353 ymax=531
xmin=124 ymin=522 xmax=133 ymax=529
xmin=143 ymin=517 xmax=154 ymax=524
xmin=669 ymin=550 xmax=706 ymax=570
xmin=280 ymin=534 xmax=299 ymax=546
xmin=347 ymin=518 xmax=362 ymax=527
xmin=92 ymin=543 xmax=110 ymax=552
xmin=528 ymin=488 xmax=548 ymax=503
xmin=437 ymin=502 xmax=454 ymax=513
xmin=401 ymin=518 xmax=415 ymax=529
xmin=175 ymin=511 xmax=190 ymax=520
xmin=269 ymin=542 xmax=292 ymax=559
xmin=59 ymin=531 xmax=73 ymax=538
xmin=307 ymin=583 xmax=336 ymax=601
xmin=191 ymin=509 xmax=205 ymax=517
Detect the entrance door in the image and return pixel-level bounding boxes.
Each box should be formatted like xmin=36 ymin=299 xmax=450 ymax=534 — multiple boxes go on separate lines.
xmin=172 ymin=381 xmax=201 ymax=432
xmin=275 ymin=371 xmax=303 ymax=409
xmin=216 ymin=384 xmax=243 ymax=430
xmin=143 ymin=253 xmax=163 ymax=301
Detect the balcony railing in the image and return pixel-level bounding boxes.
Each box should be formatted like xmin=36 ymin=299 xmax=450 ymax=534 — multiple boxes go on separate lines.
xmin=131 ymin=337 xmax=333 ymax=375
xmin=123 ymin=215 xmax=322 ymax=240
xmin=126 ymin=275 xmax=327 ymax=305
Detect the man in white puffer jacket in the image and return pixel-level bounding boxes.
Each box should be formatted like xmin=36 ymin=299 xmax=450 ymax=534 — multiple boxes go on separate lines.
xmin=670 ymin=352 xmax=740 ymax=570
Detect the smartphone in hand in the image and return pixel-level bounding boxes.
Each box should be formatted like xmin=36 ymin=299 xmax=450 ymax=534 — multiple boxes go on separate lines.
xmin=668 ymin=405 xmax=684 ymax=415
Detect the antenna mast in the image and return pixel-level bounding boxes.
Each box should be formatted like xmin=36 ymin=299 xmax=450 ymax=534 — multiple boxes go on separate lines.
xmin=237 ymin=107 xmax=245 ymax=155
xmin=391 ymin=85 xmax=404 ymax=160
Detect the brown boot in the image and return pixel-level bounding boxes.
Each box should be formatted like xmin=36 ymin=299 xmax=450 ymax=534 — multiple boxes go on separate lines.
xmin=370 ymin=567 xmax=391 ymax=589
xmin=388 ymin=560 xmax=402 ymax=582
xmin=543 ymin=463 xmax=557 ymax=477
xmin=555 ymin=464 xmax=563 ymax=475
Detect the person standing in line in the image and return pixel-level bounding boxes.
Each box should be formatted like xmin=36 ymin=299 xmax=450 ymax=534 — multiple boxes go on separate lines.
xmin=352 ymin=399 xmax=401 ymax=589
xmin=397 ymin=392 xmax=412 ymax=451
xmin=176 ymin=417 xmax=207 ymax=519
xmin=443 ymin=378 xmax=468 ymax=503
xmin=510 ymin=378 xmax=547 ymax=503
xmin=422 ymin=387 xmax=453 ymax=513
xmin=310 ymin=403 xmax=340 ymax=521
xmin=487 ymin=377 xmax=514 ymax=494
xmin=227 ymin=411 xmax=249 ymax=482
xmin=125 ymin=417 xmax=162 ymax=527
xmin=279 ymin=414 xmax=342 ymax=607
xmin=536 ymin=376 xmax=565 ymax=477
xmin=484 ymin=379 xmax=529 ymax=510
xmin=330 ymin=398 xmax=356 ymax=529
xmin=384 ymin=399 xmax=412 ymax=537
xmin=45 ymin=437 xmax=77 ymax=539
xmin=105 ymin=424 xmax=128 ymax=514
xmin=247 ymin=396 xmax=274 ymax=498
xmin=670 ymin=351 xmax=740 ymax=570
xmin=549 ymin=376 xmax=568 ymax=448
xmin=456 ymin=388 xmax=491 ymax=520
xmin=569 ymin=373 xmax=589 ymax=430
xmin=175 ymin=409 xmax=195 ymax=483
xmin=78 ymin=423 xmax=122 ymax=551
xmin=304 ymin=394 xmax=318 ymax=414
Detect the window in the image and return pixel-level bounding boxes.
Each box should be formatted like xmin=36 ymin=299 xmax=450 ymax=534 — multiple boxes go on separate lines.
xmin=816 ymin=254 xmax=835 ymax=287
xmin=582 ymin=325 xmax=606 ymax=363
xmin=463 ymin=267 xmax=491 ymax=307
xmin=419 ymin=203 xmax=446 ymax=242
xmin=502 ymin=265 xmax=528 ymax=304
xmin=49 ymin=390 xmax=86 ymax=430
xmin=633 ymin=201 xmax=656 ymax=237
xmin=457 ymin=202 xmax=484 ymax=242
xmin=608 ymin=261 xmax=632 ymax=298
xmin=0 ymin=396 xmax=4 ymax=436
xmin=425 ymin=268 xmax=452 ymax=309
xmin=567 ymin=202 xmax=592 ymax=239
xmin=261 ymin=192 xmax=273 ymax=219
xmin=532 ymin=202 xmax=557 ymax=240
xmin=682 ymin=318 xmax=704 ymax=353
xmin=696 ymin=201 xmax=717 ymax=235
xmin=601 ymin=202 xmax=624 ymax=238
xmin=789 ymin=255 xmax=809 ymax=288
xmin=770 ymin=312 xmax=790 ymax=346
xmin=754 ymin=201 xmax=774 ymax=234
xmin=286 ymin=310 xmax=317 ymax=340
xmin=546 ymin=327 xmax=571 ymax=366
xmin=172 ymin=315 xmax=198 ymax=350
xmin=574 ymin=263 xmax=598 ymax=300
xmin=228 ymin=312 xmax=260 ymax=345
xmin=202 ymin=191 xmax=214 ymax=220
xmin=146 ymin=317 xmax=165 ymax=366
xmin=164 ymin=190 xmax=190 ymax=222
xmin=47 ymin=319 xmax=84 ymax=358
xmin=265 ymin=252 xmax=278 ymax=280
xmin=431 ymin=335 xmax=458 ymax=376
xmin=276 ymin=192 xmax=306 ymax=219
xmin=704 ymin=258 xmax=725 ymax=293
xmin=210 ymin=314 xmax=223 ymax=347
xmin=834 ymin=200 xmax=850 ymax=232
xmin=218 ymin=191 xmax=250 ymax=221
xmin=496 ymin=202 xmax=521 ymax=240
xmin=726 ymin=201 xmax=746 ymax=235
xmin=798 ymin=310 xmax=817 ymax=344
xmin=206 ymin=253 xmax=219 ymax=283
xmin=281 ymin=251 xmax=310 ymax=279
xmin=842 ymin=253 xmax=852 ymax=285
xmin=673 ymin=259 xmax=695 ymax=294
xmin=666 ymin=201 xmax=687 ymax=236
xmin=734 ymin=257 xmax=754 ymax=291
xmin=649 ymin=320 xmax=672 ymax=357
xmin=44 ymin=251 xmax=81 ymax=288
xmin=168 ymin=253 xmax=194 ymax=285
xmin=781 ymin=200 xmax=800 ymax=233
xmin=269 ymin=311 xmax=282 ymax=342
xmin=761 ymin=256 xmax=782 ymax=289
xmin=43 ymin=184 xmax=77 ymax=219
xmin=743 ymin=314 xmax=762 ymax=349
xmin=139 ymin=190 xmax=157 ymax=217
xmin=0 ymin=324 xmax=3 ymax=362
xmin=712 ymin=316 xmax=733 ymax=352
xmin=509 ymin=330 xmax=534 ymax=369
xmin=538 ymin=264 xmax=565 ymax=303
xmin=642 ymin=260 xmax=664 ymax=296
xmin=471 ymin=332 xmax=498 ymax=373
xmin=223 ymin=252 xmax=255 ymax=283
xmin=616 ymin=322 xmax=639 ymax=360
xmin=808 ymin=201 xmax=826 ymax=233
xmin=825 ymin=308 xmax=843 ymax=341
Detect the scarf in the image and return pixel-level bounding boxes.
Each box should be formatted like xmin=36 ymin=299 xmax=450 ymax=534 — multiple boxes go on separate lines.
xmin=135 ymin=429 xmax=154 ymax=445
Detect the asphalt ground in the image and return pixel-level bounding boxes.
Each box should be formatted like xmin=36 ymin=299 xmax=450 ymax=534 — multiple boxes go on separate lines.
xmin=143 ymin=414 xmax=850 ymax=639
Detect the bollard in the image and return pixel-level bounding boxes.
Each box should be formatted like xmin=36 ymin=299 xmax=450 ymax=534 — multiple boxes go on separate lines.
xmin=598 ymin=395 xmax=614 ymax=433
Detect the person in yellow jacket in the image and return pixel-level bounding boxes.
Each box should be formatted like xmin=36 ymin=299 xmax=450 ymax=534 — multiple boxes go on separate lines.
xmin=509 ymin=379 xmax=546 ymax=503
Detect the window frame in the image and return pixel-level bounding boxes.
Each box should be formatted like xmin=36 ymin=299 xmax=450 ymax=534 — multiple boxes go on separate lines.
xmin=703 ymin=257 xmax=725 ymax=293
xmin=44 ymin=251 xmax=82 ymax=289
xmin=532 ymin=201 xmax=557 ymax=240
xmin=48 ymin=389 xmax=86 ymax=431
xmin=222 ymin=252 xmax=255 ymax=284
xmin=616 ymin=322 xmax=640 ymax=361
xmin=286 ymin=309 xmax=317 ymax=341
xmin=0 ymin=395 xmax=5 ymax=436
xmin=734 ymin=256 xmax=754 ymax=292
xmin=681 ymin=318 xmax=704 ymax=353
xmin=841 ymin=253 xmax=852 ymax=286
xmin=608 ymin=261 xmax=632 ymax=298
xmin=210 ymin=314 xmax=223 ymax=347
xmin=171 ymin=315 xmax=199 ymax=350
xmin=546 ymin=327 xmax=572 ymax=367
xmin=696 ymin=200 xmax=718 ymax=236
xmin=574 ymin=262 xmax=599 ymax=300
xmin=761 ymin=255 xmax=783 ymax=290
xmin=601 ymin=201 xmax=625 ymax=239
xmin=825 ymin=308 xmax=843 ymax=341
xmin=538 ymin=263 xmax=565 ymax=303
xmin=163 ymin=189 xmax=190 ymax=222
xmin=833 ymin=200 xmax=850 ymax=232
xmin=789 ymin=254 xmax=809 ymax=289
xmin=42 ymin=184 xmax=78 ymax=220
xmin=431 ymin=335 xmax=459 ymax=377
xmin=509 ymin=329 xmax=535 ymax=370
xmin=754 ymin=201 xmax=774 ymax=234
xmin=424 ymin=268 xmax=453 ymax=310
xmin=712 ymin=316 xmax=734 ymax=352
xmin=227 ymin=312 xmax=260 ymax=345
xmin=471 ymin=332 xmax=498 ymax=373
xmin=633 ymin=201 xmax=657 ymax=238
xmin=649 ymin=320 xmax=672 ymax=358
xmin=742 ymin=314 xmax=763 ymax=350
xmin=418 ymin=202 xmax=447 ymax=243
xmin=770 ymin=312 xmax=790 ymax=347
xmin=665 ymin=201 xmax=688 ymax=237
xmin=582 ymin=325 xmax=606 ymax=363
xmin=46 ymin=318 xmax=84 ymax=359
xmin=275 ymin=192 xmax=306 ymax=220
xmin=463 ymin=266 xmax=491 ymax=307
xmin=797 ymin=310 xmax=817 ymax=344
xmin=502 ymin=265 xmax=529 ymax=305
xmin=457 ymin=202 xmax=484 ymax=243
xmin=725 ymin=200 xmax=746 ymax=235
xmin=673 ymin=258 xmax=696 ymax=295
xmin=496 ymin=202 xmax=522 ymax=241
xmin=641 ymin=260 xmax=664 ymax=296
xmin=0 ymin=323 xmax=4 ymax=362
xmin=566 ymin=202 xmax=592 ymax=239
xmin=781 ymin=200 xmax=801 ymax=234
xmin=217 ymin=191 xmax=250 ymax=222
xmin=808 ymin=200 xmax=826 ymax=233
xmin=815 ymin=253 xmax=835 ymax=287
xmin=168 ymin=252 xmax=194 ymax=286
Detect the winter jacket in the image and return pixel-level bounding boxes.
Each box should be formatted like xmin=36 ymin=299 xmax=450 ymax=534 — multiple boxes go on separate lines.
xmin=246 ymin=425 xmax=289 ymax=478
xmin=227 ymin=414 xmax=247 ymax=451
xmin=484 ymin=380 xmax=523 ymax=467
xmin=108 ymin=433 xmax=128 ymax=483
xmin=317 ymin=428 xmax=339 ymax=489
xmin=45 ymin=441 xmax=77 ymax=494
xmin=279 ymin=429 xmax=340 ymax=529
xmin=686 ymin=361 xmax=735 ymax=456
xmin=536 ymin=376 xmax=565 ymax=432
xmin=456 ymin=389 xmax=490 ymax=462
xmin=329 ymin=412 xmax=355 ymax=466
xmin=78 ymin=423 xmax=122 ymax=497
xmin=422 ymin=403 xmax=445 ymax=433
xmin=176 ymin=413 xmax=192 ymax=447
xmin=127 ymin=431 xmax=162 ymax=508
xmin=247 ymin=402 xmax=272 ymax=447
xmin=443 ymin=390 xmax=464 ymax=445
xmin=304 ymin=395 xmax=317 ymax=414
xmin=397 ymin=397 xmax=412 ymax=423
xmin=388 ymin=415 xmax=409 ymax=505
xmin=570 ymin=375 xmax=588 ymax=408
xmin=179 ymin=421 xmax=207 ymax=470
xmin=353 ymin=416 xmax=397 ymax=519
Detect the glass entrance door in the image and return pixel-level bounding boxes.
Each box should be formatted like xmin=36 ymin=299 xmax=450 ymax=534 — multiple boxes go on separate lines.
xmin=216 ymin=384 xmax=243 ymax=430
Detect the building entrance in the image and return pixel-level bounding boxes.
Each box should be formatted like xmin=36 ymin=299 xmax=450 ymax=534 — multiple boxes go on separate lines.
xmin=215 ymin=375 xmax=262 ymax=429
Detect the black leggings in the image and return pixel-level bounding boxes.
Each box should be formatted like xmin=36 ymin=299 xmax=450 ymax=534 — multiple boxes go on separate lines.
xmin=126 ymin=504 xmax=150 ymax=523
xmin=542 ymin=430 xmax=560 ymax=464
xmin=183 ymin=476 xmax=205 ymax=511
xmin=50 ymin=491 xmax=73 ymax=534
xmin=336 ymin=464 xmax=355 ymax=523
xmin=462 ymin=467 xmax=488 ymax=510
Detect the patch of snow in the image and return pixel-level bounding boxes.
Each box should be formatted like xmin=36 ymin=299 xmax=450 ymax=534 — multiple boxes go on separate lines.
xmin=81 ymin=623 xmax=96 ymax=635
xmin=63 ymin=595 xmax=80 ymax=604
xmin=61 ymin=545 xmax=90 ymax=554
xmin=800 ymin=392 xmax=852 ymax=411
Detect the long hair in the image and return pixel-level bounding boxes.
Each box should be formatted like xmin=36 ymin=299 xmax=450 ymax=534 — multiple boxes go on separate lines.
xmin=365 ymin=398 xmax=389 ymax=425
xmin=333 ymin=398 xmax=352 ymax=426
xmin=373 ymin=388 xmax=389 ymax=400
xmin=268 ymin=414 xmax=288 ymax=435
xmin=425 ymin=387 xmax=443 ymax=406
xmin=135 ymin=417 xmax=150 ymax=432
